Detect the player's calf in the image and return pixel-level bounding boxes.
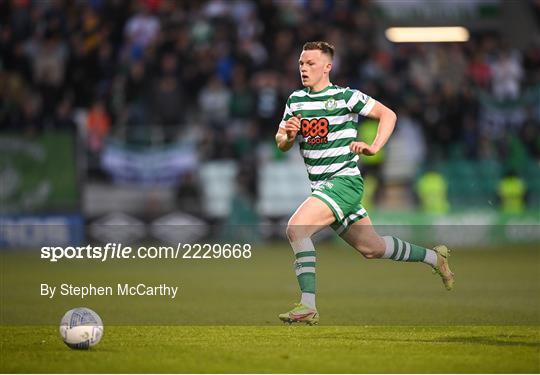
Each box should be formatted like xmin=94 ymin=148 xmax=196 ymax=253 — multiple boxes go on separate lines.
xmin=288 ymin=237 xmax=317 ymax=309
xmin=353 ymin=241 xmax=385 ymax=259
xmin=341 ymin=228 xmax=386 ymax=259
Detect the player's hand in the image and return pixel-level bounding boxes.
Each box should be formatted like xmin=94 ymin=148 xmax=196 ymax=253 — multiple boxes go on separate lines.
xmin=284 ymin=114 xmax=302 ymax=141
xmin=350 ymin=141 xmax=379 ymax=156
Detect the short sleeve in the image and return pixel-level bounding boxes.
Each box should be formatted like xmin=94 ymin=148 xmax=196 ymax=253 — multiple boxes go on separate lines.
xmin=343 ymin=88 xmax=376 ymax=116
xmin=279 ymin=96 xmax=293 ymax=129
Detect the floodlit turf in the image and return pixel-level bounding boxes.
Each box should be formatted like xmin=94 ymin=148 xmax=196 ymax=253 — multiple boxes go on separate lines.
xmin=1 ymin=325 xmax=539 ymax=373
xmin=1 ymin=243 xmax=539 ymax=372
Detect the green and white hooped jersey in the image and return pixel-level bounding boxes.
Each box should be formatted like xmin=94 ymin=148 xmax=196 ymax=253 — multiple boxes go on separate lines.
xmin=279 ymin=84 xmax=375 ymax=188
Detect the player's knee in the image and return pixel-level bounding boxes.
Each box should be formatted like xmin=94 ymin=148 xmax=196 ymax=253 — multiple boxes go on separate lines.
xmin=285 ymin=225 xmax=302 ymax=243
xmin=285 ymin=223 xmax=311 ymax=243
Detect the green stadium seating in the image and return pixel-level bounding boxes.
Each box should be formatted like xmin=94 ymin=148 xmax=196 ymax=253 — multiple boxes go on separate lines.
xmin=421 ymin=158 xmax=538 ymax=210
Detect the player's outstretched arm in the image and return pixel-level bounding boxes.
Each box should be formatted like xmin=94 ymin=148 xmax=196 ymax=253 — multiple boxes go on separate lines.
xmin=350 ymin=101 xmax=397 ymax=156
xmin=276 ymin=114 xmax=302 ymax=152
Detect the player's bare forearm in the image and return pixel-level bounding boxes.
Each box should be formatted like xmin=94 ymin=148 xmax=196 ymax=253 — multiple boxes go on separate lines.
xmin=369 ymin=101 xmax=397 ymax=153
xmin=275 ymin=129 xmax=295 ymax=152
xmin=276 ymin=114 xmax=302 ymax=152
xmin=350 ymin=101 xmax=397 ymax=156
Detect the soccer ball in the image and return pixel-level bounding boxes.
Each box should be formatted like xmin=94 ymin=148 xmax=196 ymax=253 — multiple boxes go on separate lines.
xmin=59 ymin=307 xmax=103 ymax=349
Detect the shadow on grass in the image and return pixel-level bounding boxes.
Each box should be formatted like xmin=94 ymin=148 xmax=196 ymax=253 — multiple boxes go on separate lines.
xmin=428 ymin=335 xmax=540 ymax=348
xmin=303 ymin=334 xmax=540 ymax=348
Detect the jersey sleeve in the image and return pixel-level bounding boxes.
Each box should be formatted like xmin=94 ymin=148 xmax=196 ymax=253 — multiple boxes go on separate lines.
xmin=279 ymin=96 xmax=293 ymax=129
xmin=343 ymin=88 xmax=376 ymax=116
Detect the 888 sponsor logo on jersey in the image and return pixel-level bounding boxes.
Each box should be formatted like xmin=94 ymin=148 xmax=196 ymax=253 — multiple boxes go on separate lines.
xmin=301 ymin=118 xmax=329 ymax=145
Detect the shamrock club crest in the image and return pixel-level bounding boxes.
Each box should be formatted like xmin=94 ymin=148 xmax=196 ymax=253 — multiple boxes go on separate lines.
xmin=324 ymin=98 xmax=337 ymax=111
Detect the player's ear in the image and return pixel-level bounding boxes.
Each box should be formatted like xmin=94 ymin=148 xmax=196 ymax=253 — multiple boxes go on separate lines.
xmin=324 ymin=62 xmax=332 ymax=74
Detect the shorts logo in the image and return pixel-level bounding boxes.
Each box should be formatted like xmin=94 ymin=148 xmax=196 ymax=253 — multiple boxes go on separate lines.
xmin=324 ymin=98 xmax=337 ymax=111
xmin=322 ymin=181 xmax=334 ymax=189
xmin=301 ymin=117 xmax=329 ymax=145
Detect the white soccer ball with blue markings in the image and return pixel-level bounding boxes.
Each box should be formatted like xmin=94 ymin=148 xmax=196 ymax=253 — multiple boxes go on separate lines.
xmin=59 ymin=307 xmax=103 ymax=349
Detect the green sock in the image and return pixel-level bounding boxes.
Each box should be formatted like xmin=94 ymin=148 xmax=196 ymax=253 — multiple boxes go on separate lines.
xmin=381 ymin=236 xmax=438 ymax=266
xmin=290 ymin=238 xmax=316 ymax=307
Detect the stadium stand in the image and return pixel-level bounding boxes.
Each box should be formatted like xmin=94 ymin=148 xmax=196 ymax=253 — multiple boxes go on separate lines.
xmin=1 ymin=0 xmax=538 ymax=218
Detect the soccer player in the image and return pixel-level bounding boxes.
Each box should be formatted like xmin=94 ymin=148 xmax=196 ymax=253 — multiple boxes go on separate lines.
xmin=275 ymin=41 xmax=454 ymax=325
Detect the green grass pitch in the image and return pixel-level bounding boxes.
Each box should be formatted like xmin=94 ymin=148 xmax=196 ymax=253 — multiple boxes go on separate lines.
xmin=1 ymin=242 xmax=539 ymax=373
xmin=2 ymin=325 xmax=538 ymax=373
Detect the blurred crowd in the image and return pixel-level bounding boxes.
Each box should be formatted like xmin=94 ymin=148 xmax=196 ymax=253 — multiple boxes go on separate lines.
xmin=1 ymin=0 xmax=539 ymax=172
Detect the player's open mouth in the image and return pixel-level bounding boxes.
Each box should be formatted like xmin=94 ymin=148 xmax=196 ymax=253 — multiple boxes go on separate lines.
xmin=302 ymin=75 xmax=308 ymax=80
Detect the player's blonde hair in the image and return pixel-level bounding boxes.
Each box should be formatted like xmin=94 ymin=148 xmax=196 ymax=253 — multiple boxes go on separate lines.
xmin=302 ymin=41 xmax=335 ymax=60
